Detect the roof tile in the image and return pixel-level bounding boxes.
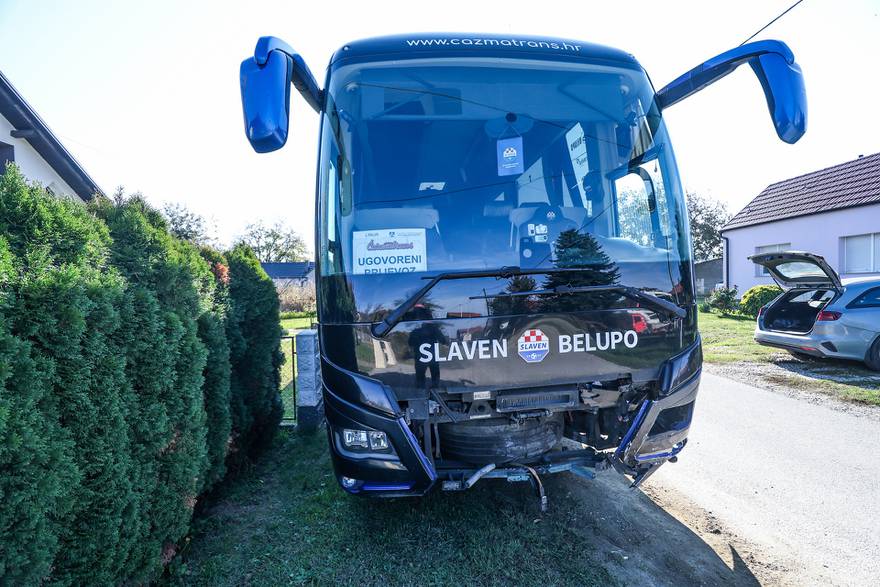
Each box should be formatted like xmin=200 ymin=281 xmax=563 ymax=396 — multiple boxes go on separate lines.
xmin=722 ymin=152 xmax=880 ymax=231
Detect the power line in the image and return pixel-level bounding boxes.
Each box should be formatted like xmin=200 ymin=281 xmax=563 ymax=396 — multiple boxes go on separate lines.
xmin=740 ymin=0 xmax=806 ymax=46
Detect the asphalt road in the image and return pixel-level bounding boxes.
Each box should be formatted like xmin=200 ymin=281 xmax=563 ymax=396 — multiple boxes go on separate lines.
xmin=650 ymin=371 xmax=880 ymax=586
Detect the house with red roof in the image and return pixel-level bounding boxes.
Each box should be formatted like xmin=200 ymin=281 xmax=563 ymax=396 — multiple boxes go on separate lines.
xmin=721 ymin=152 xmax=880 ymax=292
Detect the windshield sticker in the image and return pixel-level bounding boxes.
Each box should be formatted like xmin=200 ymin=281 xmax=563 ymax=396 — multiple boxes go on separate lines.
xmin=497 ymin=136 xmax=524 ymax=176
xmin=353 ymin=228 xmax=427 ymax=274
xmin=565 ymin=123 xmax=591 ymax=212
xmin=518 ymin=329 xmax=550 ymax=363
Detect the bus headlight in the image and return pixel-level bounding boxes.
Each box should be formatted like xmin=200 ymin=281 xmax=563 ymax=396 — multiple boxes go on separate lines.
xmin=343 ymin=429 xmax=369 ymax=449
xmin=342 ymin=428 xmax=390 ymax=451
xmin=368 ymin=431 xmax=389 ymax=450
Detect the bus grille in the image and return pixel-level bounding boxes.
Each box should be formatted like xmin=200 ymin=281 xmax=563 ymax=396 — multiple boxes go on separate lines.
xmin=496 ymin=389 xmax=579 ymax=413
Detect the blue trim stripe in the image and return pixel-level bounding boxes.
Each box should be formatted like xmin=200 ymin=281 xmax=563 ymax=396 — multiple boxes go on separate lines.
xmin=398 ymin=417 xmax=437 ymax=481
xmin=362 ymin=482 xmax=414 ymax=492
xmin=614 ymin=400 xmax=652 ymax=459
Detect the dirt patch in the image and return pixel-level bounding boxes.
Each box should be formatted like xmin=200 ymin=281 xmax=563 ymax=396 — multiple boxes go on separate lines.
xmin=639 ymin=480 xmax=816 ymax=586
xmin=557 ymin=472 xmax=780 ymax=586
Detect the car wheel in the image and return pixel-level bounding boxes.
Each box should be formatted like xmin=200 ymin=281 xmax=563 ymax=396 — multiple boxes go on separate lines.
xmin=865 ymin=337 xmax=880 ymax=371
xmin=787 ymin=350 xmax=818 ymax=362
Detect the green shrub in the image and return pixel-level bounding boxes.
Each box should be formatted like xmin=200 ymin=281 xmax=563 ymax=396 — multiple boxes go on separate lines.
xmin=198 ymin=248 xmax=233 ymax=491
xmin=698 ymin=300 xmax=712 ymax=313
xmin=740 ymin=284 xmax=783 ymax=317
xmin=198 ymin=310 xmax=232 ymax=490
xmin=93 ymin=196 xmax=211 ymax=580
xmin=226 ymin=244 xmax=283 ymax=458
xmin=706 ymin=286 xmax=739 ymax=315
xmin=0 ymin=166 xmax=281 ymax=585
xmin=0 ymin=168 xmax=137 ymax=584
xmin=0 ymin=320 xmax=74 ymax=585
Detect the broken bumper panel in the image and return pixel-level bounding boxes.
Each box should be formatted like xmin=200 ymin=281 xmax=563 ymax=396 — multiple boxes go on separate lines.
xmin=613 ymin=339 xmax=701 ymax=486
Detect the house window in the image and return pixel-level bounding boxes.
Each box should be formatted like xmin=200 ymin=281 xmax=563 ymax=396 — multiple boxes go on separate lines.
xmin=754 ymin=243 xmax=791 ymax=276
xmin=842 ymin=233 xmax=880 ymax=274
xmin=0 ymin=141 xmax=13 ymax=174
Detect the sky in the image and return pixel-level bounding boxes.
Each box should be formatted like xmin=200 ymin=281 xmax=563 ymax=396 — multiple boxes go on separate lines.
xmin=1 ymin=0 xmax=878 ymax=250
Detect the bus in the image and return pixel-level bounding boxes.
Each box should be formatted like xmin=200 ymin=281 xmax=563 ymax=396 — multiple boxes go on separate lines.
xmin=239 ymin=33 xmax=806 ymax=501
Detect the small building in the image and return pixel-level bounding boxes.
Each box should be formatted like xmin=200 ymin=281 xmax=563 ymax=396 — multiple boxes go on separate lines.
xmin=261 ymin=261 xmax=315 ymax=291
xmin=694 ymin=258 xmax=722 ymax=297
xmin=0 ymin=71 xmax=102 ymax=201
xmin=721 ymin=152 xmax=880 ymax=293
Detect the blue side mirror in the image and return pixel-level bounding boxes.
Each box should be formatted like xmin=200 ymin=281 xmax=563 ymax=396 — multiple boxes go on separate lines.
xmin=240 ymin=36 xmax=323 ymax=153
xmin=240 ymin=51 xmax=292 ymax=153
xmin=656 ymin=40 xmax=807 ymax=144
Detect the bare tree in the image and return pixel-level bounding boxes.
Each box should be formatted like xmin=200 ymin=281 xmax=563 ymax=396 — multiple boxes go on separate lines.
xmin=686 ymin=192 xmax=732 ymax=262
xmin=162 ymin=203 xmax=218 ymax=247
xmin=237 ymin=221 xmax=309 ymax=263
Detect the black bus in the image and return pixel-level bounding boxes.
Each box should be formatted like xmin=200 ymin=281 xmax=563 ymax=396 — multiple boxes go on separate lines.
xmin=239 ymin=33 xmax=806 ymax=498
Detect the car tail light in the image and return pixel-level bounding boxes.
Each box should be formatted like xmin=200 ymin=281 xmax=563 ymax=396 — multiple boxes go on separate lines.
xmin=817 ymin=310 xmax=842 ymax=321
xmin=631 ymin=312 xmax=648 ymax=334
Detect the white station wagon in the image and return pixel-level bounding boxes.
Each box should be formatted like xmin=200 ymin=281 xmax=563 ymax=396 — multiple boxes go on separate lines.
xmin=750 ymin=251 xmax=880 ymax=370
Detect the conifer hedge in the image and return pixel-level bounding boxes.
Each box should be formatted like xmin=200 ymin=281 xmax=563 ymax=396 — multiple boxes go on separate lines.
xmin=0 ymin=165 xmax=282 ymax=585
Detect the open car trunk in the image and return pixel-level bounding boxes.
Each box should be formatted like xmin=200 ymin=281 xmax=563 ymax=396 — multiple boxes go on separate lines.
xmin=762 ymin=288 xmax=835 ymax=334
xmin=750 ymin=252 xmax=842 ymax=334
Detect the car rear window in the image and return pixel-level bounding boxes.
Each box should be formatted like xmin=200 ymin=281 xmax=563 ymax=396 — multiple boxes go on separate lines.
xmin=774 ymin=261 xmax=828 ymax=280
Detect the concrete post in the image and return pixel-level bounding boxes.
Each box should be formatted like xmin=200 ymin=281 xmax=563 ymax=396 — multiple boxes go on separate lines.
xmin=295 ymin=329 xmax=323 ymax=432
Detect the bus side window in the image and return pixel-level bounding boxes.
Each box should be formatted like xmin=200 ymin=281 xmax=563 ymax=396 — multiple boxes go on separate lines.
xmin=321 ymin=147 xmax=343 ymax=275
xmin=613 ymin=170 xmax=662 ymax=248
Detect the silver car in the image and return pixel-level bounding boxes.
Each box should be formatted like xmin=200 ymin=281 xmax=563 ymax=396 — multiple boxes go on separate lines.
xmin=749 ymin=252 xmax=880 ymax=370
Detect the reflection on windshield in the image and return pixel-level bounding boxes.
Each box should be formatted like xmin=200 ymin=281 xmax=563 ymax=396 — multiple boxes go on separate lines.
xmin=318 ymin=56 xmax=691 ymax=323
xmin=487 ymin=231 xmax=623 ymax=316
xmin=406 ymin=305 xmax=448 ymax=389
xmin=541 ymin=231 xmax=622 ymax=311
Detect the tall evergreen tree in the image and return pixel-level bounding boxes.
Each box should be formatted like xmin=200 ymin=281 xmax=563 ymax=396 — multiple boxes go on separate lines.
xmin=540 ymin=230 xmax=621 ymax=312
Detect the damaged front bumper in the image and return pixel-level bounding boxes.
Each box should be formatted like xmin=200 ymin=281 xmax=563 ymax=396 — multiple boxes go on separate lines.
xmin=323 ymin=339 xmax=701 ymax=496
xmin=610 ymin=371 xmax=699 ymax=487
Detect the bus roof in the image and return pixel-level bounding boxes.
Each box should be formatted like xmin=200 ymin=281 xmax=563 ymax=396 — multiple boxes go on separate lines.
xmin=329 ymin=33 xmax=640 ymax=69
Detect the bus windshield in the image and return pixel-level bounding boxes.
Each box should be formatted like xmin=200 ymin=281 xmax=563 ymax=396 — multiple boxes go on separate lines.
xmin=318 ymin=57 xmax=692 ymax=321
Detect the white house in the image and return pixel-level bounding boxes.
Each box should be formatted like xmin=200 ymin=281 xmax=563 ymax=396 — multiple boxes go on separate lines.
xmin=0 ymin=70 xmax=102 ymax=201
xmin=721 ymin=152 xmax=880 ymax=293
xmin=260 ymin=261 xmax=316 ymax=291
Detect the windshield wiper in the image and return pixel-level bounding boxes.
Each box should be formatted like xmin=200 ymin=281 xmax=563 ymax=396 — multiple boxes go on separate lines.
xmin=372 ymin=267 xmax=687 ymax=337
xmin=471 ymin=284 xmax=687 ymax=319
xmin=371 ymin=266 xmax=590 ymax=337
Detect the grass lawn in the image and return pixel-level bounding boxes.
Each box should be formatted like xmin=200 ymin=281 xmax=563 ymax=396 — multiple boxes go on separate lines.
xmin=279 ymin=336 xmax=296 ymax=421
xmin=697 ymin=311 xmax=776 ymax=364
xmin=278 ymin=315 xmax=316 ymax=420
xmin=176 ymin=432 xmax=619 ymax=586
xmin=280 ymin=316 xmax=314 ymax=331
xmin=698 ymin=311 xmax=880 ymax=405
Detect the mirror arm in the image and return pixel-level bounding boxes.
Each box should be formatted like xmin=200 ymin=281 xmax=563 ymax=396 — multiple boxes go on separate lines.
xmin=655 ymin=40 xmax=793 ymax=109
xmin=254 ymin=36 xmax=323 ymax=113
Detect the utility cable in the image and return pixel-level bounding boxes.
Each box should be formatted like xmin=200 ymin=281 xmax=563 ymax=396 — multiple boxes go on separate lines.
xmin=740 ymin=0 xmax=806 ymax=46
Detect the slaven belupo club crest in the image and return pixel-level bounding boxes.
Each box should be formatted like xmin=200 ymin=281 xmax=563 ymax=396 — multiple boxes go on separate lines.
xmin=517 ymin=329 xmax=550 ymax=363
